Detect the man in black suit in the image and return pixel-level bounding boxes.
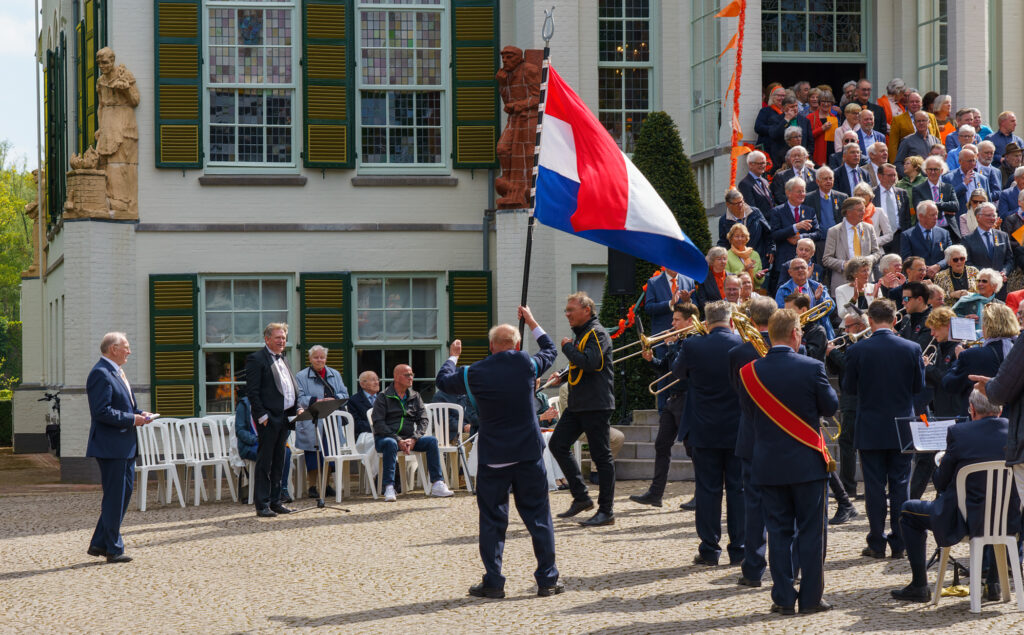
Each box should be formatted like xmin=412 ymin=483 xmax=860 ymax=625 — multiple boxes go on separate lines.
xmin=854 ymin=79 xmax=889 ymax=136
xmin=771 ymin=145 xmax=817 ymax=205
xmin=892 ymin=390 xmax=1019 ymax=601
xmin=912 ymin=156 xmax=961 ymax=240
xmin=900 ymin=201 xmax=952 ymax=274
xmin=833 ymin=143 xmax=871 ymax=196
xmin=738 ymin=151 xmax=774 ymax=214
xmin=874 ymin=162 xmax=911 ymax=254
xmin=769 ymin=177 xmax=820 ymax=294
xmin=962 ymin=202 xmax=1014 ymax=297
xmin=803 ymin=167 xmax=848 ymax=256
xmin=346 ymin=370 xmax=380 ymax=437
xmin=673 ymin=301 xmax=745 ymax=566
xmin=436 ymin=306 xmax=562 ymax=599
xmin=245 ymin=322 xmax=302 ymax=517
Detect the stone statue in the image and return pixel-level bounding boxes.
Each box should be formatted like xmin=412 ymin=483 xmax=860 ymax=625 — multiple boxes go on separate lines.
xmin=495 ymin=46 xmax=541 ymax=210
xmin=94 ymin=47 xmax=139 ymax=218
xmin=22 ymin=170 xmax=41 ymax=277
xmin=64 ymin=147 xmax=106 ymax=219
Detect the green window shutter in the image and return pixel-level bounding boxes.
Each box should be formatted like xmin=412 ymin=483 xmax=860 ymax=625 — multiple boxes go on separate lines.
xmin=75 ymin=20 xmax=84 ymax=154
xmin=448 ymin=271 xmax=492 ymax=365
xmin=154 ymin=0 xmax=202 ymax=168
xmin=150 ymin=275 xmax=199 ymax=418
xmin=451 ymin=0 xmax=499 ymax=168
xmin=299 ymin=273 xmax=352 ymax=384
xmin=302 ymin=0 xmax=354 ymax=168
xmin=43 ymin=53 xmax=51 ymax=224
xmin=56 ymin=33 xmax=68 ymax=225
xmin=81 ymin=0 xmax=100 ymax=153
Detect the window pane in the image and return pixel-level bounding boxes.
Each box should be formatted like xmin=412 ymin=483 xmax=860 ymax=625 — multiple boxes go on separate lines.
xmin=780 ymin=13 xmax=807 ymax=51
xmin=262 ymin=310 xmax=287 ymax=327
xmin=599 ymin=0 xmax=622 ymax=19
xmin=209 ymin=9 xmax=235 ymax=45
xmin=836 ymin=13 xmax=860 ymax=52
xmin=624 ymin=20 xmax=649 ymax=62
xmin=235 ymin=280 xmax=259 ymax=310
xmin=362 ymin=48 xmax=387 ymax=84
xmin=235 ymin=312 xmax=261 ymax=341
xmin=781 ymin=0 xmax=806 ymax=9
xmin=362 ymin=127 xmax=387 ymax=163
xmin=359 ymin=278 xmax=384 ymax=308
xmin=576 ymin=271 xmax=607 ymax=313
xmin=362 ymin=91 xmax=387 ymax=125
xmin=210 ymin=90 xmax=235 ymax=124
xmin=206 ymin=312 xmax=231 ymax=343
xmin=598 ymin=68 xmax=622 ymax=112
xmin=411 ymin=278 xmax=436 ymax=307
xmin=238 ymin=126 xmax=264 ymax=162
xmin=598 ymin=20 xmax=623 ymax=62
xmin=386 ymin=278 xmax=410 ymax=308
xmin=836 ymin=0 xmax=860 ymax=11
xmin=624 ymin=68 xmax=649 ymax=110
xmin=762 ymin=12 xmax=779 ymax=51
xmin=262 ymin=280 xmax=287 ymax=310
xmin=416 ymin=128 xmax=441 ymax=164
xmin=207 ymin=281 xmax=232 ymax=310
xmin=238 ymin=10 xmax=264 ymax=45
xmin=390 ymin=92 xmax=414 ymax=126
xmin=384 ymin=349 xmax=408 ymax=375
xmin=416 ymin=91 xmax=441 ymax=126
xmin=356 ymin=349 xmax=383 ymax=380
xmin=209 ymin=46 xmax=235 ymax=83
xmin=389 ymin=127 xmax=415 ymax=163
xmin=385 ymin=310 xmax=411 ymax=338
xmin=600 ymin=111 xmax=622 ymax=147
xmin=412 ymin=310 xmax=437 ymax=339
xmin=625 ymin=0 xmax=649 ymax=19
xmin=808 ymin=0 xmax=834 ymax=10
xmin=265 ymin=9 xmax=291 ymax=46
xmin=808 ymin=13 xmax=834 ymax=52
xmin=239 ymin=91 xmax=263 ymax=124
xmin=358 ymin=310 xmax=383 ymax=340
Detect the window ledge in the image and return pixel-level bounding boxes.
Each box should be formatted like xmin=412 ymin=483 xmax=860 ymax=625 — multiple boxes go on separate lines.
xmin=351 ymin=176 xmax=458 ymax=187
xmin=198 ymin=175 xmax=308 ymax=186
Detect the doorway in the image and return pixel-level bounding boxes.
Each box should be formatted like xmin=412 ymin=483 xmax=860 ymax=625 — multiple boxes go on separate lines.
xmin=761 ymin=62 xmax=866 ymax=102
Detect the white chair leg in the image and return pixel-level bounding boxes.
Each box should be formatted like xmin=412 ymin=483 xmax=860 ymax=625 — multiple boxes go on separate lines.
xmin=137 ymin=470 xmax=148 ymax=512
xmin=1010 ymin=539 xmax=1024 ymax=611
xmin=224 ymin=462 xmax=238 ymax=502
xmin=215 ymin=464 xmax=223 ymax=501
xmin=363 ymin=457 xmax=379 ymax=499
xmin=969 ymin=540 xmax=983 ymax=613
xmin=933 ymin=547 xmax=950 ymax=605
xmin=334 ymin=463 xmax=343 ymax=503
xmin=168 ymin=467 xmax=185 ymax=508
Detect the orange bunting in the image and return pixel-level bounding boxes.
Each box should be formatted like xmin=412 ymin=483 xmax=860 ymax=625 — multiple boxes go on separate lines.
xmin=716 ymin=0 xmax=747 ymax=188
xmin=718 ymin=33 xmax=738 ymax=59
xmin=715 ymin=0 xmax=743 ymax=18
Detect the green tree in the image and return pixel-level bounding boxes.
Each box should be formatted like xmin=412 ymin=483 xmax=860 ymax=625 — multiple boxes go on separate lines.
xmin=598 ymin=112 xmax=709 ymax=422
xmin=0 ymin=140 xmax=35 ymax=320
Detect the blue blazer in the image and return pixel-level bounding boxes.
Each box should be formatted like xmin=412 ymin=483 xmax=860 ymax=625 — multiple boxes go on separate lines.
xmin=981 ymin=164 xmax=1002 ymax=195
xmin=962 ymin=228 xmax=1015 ymax=277
xmin=769 ymin=202 xmax=821 ymax=272
xmin=912 ymin=180 xmax=961 ymax=239
xmin=729 ymin=334 xmax=770 ymax=461
xmin=770 ymin=167 xmax=818 ymax=206
xmin=833 ymin=164 xmax=871 ymax=196
xmin=85 ymin=359 xmax=142 ymax=459
xmin=857 ymin=129 xmax=886 ymax=155
xmin=671 ymin=326 xmax=743 ymax=449
xmin=997 ymin=185 xmax=1021 ymax=218
xmin=900 ymin=223 xmax=952 ymax=267
xmin=739 ymin=347 xmax=838 ymax=486
xmin=434 ymin=333 xmax=557 ymax=465
xmin=942 ymin=341 xmax=1007 ymax=417
xmin=842 ymin=330 xmax=925 ymax=450
xmin=738 ymin=172 xmax=774 ymax=216
xmin=942 ymin=169 xmax=995 ymax=215
xmin=928 ymin=416 xmax=1020 ymax=547
xmin=346 ymin=390 xmax=376 ymax=436
xmin=644 ymin=272 xmax=694 ymax=334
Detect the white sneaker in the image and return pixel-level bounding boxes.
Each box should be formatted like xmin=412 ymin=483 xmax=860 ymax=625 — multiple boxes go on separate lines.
xmin=384 ymin=485 xmax=397 ymax=502
xmin=430 ymin=480 xmax=454 ymax=498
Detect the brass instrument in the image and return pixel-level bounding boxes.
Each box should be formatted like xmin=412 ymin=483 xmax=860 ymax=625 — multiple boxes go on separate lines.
xmin=893 ymin=307 xmax=907 ymax=329
xmin=959 ymin=338 xmax=984 ymax=348
xmin=827 ymin=326 xmax=872 ymax=349
xmin=800 ymin=299 xmax=834 ymax=326
xmin=731 ymin=312 xmax=769 ymax=357
xmin=646 ymin=321 xmax=711 ymax=395
xmin=922 ymin=337 xmax=938 ymax=365
xmin=613 ymin=322 xmax=707 ymax=364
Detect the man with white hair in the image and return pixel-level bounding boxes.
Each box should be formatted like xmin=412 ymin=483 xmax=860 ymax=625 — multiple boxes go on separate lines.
xmin=865 ymin=141 xmax=889 ymax=188
xmin=942 ymin=146 xmax=994 ymax=216
xmin=833 ymin=143 xmax=870 ymax=196
xmin=975 ymin=140 xmax=1003 ymax=194
xmin=769 ymin=176 xmax=819 ymax=291
xmin=738 ymin=150 xmax=774 ymax=214
xmin=911 ymin=155 xmax=961 ymax=238
xmin=962 ymin=203 xmax=1014 ymax=298
xmin=900 ymin=200 xmax=951 ymax=274
xmin=804 ymin=166 xmax=848 ymax=254
xmin=771 ymin=145 xmax=816 ymax=205
xmin=945 ymin=125 xmax=978 ymax=171
xmin=986 ymin=110 xmax=1022 ymax=166
xmin=856 ymin=109 xmax=886 ymax=157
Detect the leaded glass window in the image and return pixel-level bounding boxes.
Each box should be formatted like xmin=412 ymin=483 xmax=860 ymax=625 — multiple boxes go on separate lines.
xmin=598 ymin=0 xmax=654 ymax=153
xmin=762 ymin=0 xmax=862 ymax=54
xmin=205 ymin=1 xmax=297 ymax=167
xmin=357 ymin=1 xmax=446 ymax=167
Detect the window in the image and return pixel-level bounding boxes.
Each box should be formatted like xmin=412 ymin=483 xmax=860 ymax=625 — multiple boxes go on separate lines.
xmin=690 ymin=0 xmax=721 ymax=154
xmin=762 ymin=0 xmax=862 ymax=54
xmin=916 ymin=0 xmax=947 ymax=94
xmin=573 ymin=266 xmax=608 ymax=316
xmin=205 ymin=0 xmax=297 ymax=167
xmin=357 ymin=0 xmax=446 ymax=169
xmin=201 ymin=277 xmax=292 ymax=413
xmin=354 ymin=274 xmax=442 ymax=398
xmin=598 ymin=0 xmax=653 ymax=153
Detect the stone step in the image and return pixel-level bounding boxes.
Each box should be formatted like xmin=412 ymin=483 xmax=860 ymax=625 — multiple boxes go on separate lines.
xmin=614 ymin=424 xmax=659 ymax=443
xmin=616 ymin=441 xmax=690 ymax=460
xmin=616 ymin=458 xmax=693 ymax=481
xmin=630 ymin=410 xmax=660 ymax=427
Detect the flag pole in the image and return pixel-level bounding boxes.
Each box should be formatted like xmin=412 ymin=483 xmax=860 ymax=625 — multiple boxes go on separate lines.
xmin=518 ymin=7 xmax=556 ymax=343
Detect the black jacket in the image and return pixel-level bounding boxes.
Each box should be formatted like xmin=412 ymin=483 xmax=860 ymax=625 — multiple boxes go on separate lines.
xmin=925 ymin=341 xmax=960 ymax=418
xmin=371 ymin=385 xmax=429 ymax=441
xmin=346 ymin=390 xmax=375 ymax=436
xmin=245 ymin=348 xmax=299 ymax=424
xmin=562 ymin=315 xmax=615 ymax=412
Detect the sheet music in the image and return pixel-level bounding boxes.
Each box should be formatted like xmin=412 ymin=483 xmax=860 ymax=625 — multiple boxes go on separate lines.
xmin=950 ymin=317 xmax=976 ymax=341
xmin=909 ymin=419 xmax=956 ymax=452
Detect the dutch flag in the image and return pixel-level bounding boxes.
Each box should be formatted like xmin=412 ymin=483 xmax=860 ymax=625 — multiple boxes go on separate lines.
xmin=534 ymin=66 xmax=709 ymax=281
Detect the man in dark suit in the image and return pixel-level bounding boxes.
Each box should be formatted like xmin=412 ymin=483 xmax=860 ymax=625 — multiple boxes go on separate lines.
xmin=770 ymin=145 xmax=817 ymax=206
xmin=912 ymin=156 xmax=961 ymax=240
xmin=672 ymin=300 xmax=745 ymax=566
xmin=856 ymin=109 xmax=887 ymax=157
xmin=738 ymin=309 xmax=839 ymax=615
xmin=900 ymin=201 xmax=952 ymax=274
xmin=644 ymin=268 xmax=694 ymax=335
xmin=891 ymin=391 xmax=1019 ymax=601
xmin=962 ymin=203 xmax=1014 ymax=292
xmin=874 ymin=162 xmax=911 ymax=254
xmin=833 ymin=143 xmax=871 ymax=196
xmin=769 ymin=177 xmax=819 ymax=293
xmin=996 ymin=169 xmax=1023 ymax=218
xmin=843 ymin=299 xmax=925 ymax=559
xmin=346 ymin=370 xmax=380 ymax=438
xmin=738 ymin=151 xmax=774 ymax=214
xmin=245 ymin=322 xmax=302 ymax=517
xmin=86 ymin=332 xmax=154 ymax=563
xmin=435 ymin=306 xmax=562 ymax=599
xmin=803 ymin=167 xmax=848 ymax=255
xmin=942 ymin=148 xmax=995 ymax=217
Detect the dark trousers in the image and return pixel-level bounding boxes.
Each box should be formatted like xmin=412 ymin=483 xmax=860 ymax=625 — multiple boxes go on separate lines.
xmin=909 ymin=452 xmax=937 ymax=500
xmin=837 ymin=405 xmax=857 ymax=496
xmin=477 ymin=457 xmax=559 ymax=589
xmin=761 ymin=479 xmax=828 ymax=610
xmin=90 ymin=458 xmax=134 ymax=556
xmin=649 ymin=394 xmax=684 ymax=497
xmin=828 ymin=472 xmax=852 ymax=507
xmin=692 ymin=446 xmax=745 ymax=563
xmin=859 ymin=448 xmax=912 ymax=553
xmin=550 ymin=409 xmax=615 ymax=513
xmin=254 ymin=415 xmax=289 ymax=509
xmin=741 ymin=458 xmax=767 ymax=581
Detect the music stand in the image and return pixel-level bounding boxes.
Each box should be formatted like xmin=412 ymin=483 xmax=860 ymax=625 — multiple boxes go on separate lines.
xmin=295 ymin=398 xmax=347 ymax=510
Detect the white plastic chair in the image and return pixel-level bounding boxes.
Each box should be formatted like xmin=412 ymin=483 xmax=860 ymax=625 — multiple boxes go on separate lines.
xmin=135 ymin=420 xmax=185 ymax=511
xmin=368 ymin=408 xmax=430 ymax=495
xmin=932 ymin=460 xmax=1024 ymax=613
xmin=319 ymin=412 xmax=379 ymax=501
xmin=175 ymin=418 xmax=237 ymax=505
xmin=286 ymin=430 xmax=305 ymax=499
xmin=425 ymin=402 xmax=465 ymax=489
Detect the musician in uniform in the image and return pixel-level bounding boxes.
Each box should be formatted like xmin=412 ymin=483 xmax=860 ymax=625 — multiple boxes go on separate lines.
xmin=826 ymin=311 xmax=868 ymax=509
xmin=843 ymin=299 xmax=925 ymax=559
xmin=784 ymin=293 xmax=827 ymax=361
xmin=548 ymin=292 xmax=617 ymax=527
xmin=738 ymin=309 xmax=839 ymax=615
xmin=630 ymin=303 xmax=700 ymax=508
xmin=672 ymin=300 xmax=745 ymax=565
xmin=913 ymin=307 xmax=959 ymax=499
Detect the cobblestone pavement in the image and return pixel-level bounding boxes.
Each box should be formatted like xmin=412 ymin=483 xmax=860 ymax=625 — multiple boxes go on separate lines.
xmin=2 ymin=477 xmax=1024 ymax=634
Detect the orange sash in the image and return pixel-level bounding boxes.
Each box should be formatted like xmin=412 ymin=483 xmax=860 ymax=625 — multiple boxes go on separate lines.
xmin=739 ymin=361 xmax=836 ymax=472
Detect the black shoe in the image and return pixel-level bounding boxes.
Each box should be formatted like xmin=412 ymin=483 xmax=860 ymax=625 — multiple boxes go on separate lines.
xmin=829 ymin=504 xmax=858 ymax=525
xmin=861 ymin=547 xmax=886 ymax=559
xmin=769 ymin=603 xmax=795 ymax=615
xmin=986 ymin=582 xmax=1002 ymax=601
xmin=256 ymin=508 xmax=277 ymax=518
xmin=281 ymin=494 xmax=294 ymax=504
xmin=579 ymin=511 xmax=615 ymax=527
xmin=270 ymin=504 xmax=293 ymax=514
xmin=538 ymin=582 xmax=565 ymax=597
xmin=106 ymin=553 xmax=132 ymax=563
xmin=693 ymin=554 xmax=719 ymax=566
xmin=890 ymin=549 xmax=905 ymax=560
xmin=737 ymin=576 xmax=762 ymax=587
xmin=629 ymin=492 xmax=663 ymax=508
xmin=557 ymin=499 xmax=595 ymax=518
xmin=87 ymin=546 xmax=106 ymax=558
xmin=680 ymin=497 xmax=697 ymax=511
xmin=890 ymin=584 xmax=930 ymax=602
xmin=557 ymin=483 xmax=570 ymax=490
xmin=325 ymin=485 xmax=336 ymax=497
xmin=468 ymin=582 xmax=505 ymax=599
xmin=800 ymin=600 xmax=832 ymax=614
xmin=308 ymin=486 xmax=319 ymax=499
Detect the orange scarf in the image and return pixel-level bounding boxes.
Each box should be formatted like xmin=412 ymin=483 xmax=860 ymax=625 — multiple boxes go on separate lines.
xmin=714 ymin=270 xmax=727 ymax=298
xmin=863 ymin=201 xmax=876 ymax=224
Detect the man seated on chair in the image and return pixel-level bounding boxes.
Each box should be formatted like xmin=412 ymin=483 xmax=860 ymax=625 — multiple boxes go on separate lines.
xmin=372 ymin=364 xmax=454 ymax=502
xmin=891 ymin=389 xmax=1020 ymax=602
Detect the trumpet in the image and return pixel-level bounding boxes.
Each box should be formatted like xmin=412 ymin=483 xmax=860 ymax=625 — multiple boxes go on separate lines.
xmin=613 ymin=322 xmax=707 ymax=364
xmin=827 ymin=325 xmax=872 ymax=349
xmin=922 ymin=337 xmax=938 ymax=365
xmin=800 ymin=299 xmax=834 ymax=326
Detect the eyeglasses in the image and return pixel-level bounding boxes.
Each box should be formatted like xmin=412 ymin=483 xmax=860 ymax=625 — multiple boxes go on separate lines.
xmin=901 ymin=296 xmax=911 ymax=302
xmin=925 ymin=167 xmax=942 ymax=172
xmin=950 ymin=256 xmax=966 ymax=262
xmin=978 ymin=279 xmax=991 ymax=284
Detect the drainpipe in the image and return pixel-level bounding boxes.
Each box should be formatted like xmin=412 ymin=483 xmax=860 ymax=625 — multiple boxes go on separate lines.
xmin=483 ymin=169 xmax=495 ymax=271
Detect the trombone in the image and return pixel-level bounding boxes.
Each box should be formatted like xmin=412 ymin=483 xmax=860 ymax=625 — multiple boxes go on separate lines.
xmin=645 ymin=321 xmax=711 ymax=394
xmin=922 ymin=337 xmax=938 ymax=365
xmin=613 ymin=322 xmax=707 ymax=364
xmin=732 ymin=312 xmax=768 ymax=357
xmin=800 ymin=299 xmax=834 ymax=326
xmin=827 ymin=325 xmax=872 ymax=349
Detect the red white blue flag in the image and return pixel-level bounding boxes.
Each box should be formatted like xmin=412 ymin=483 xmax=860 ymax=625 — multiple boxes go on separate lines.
xmin=534 ymin=66 xmax=709 ymax=281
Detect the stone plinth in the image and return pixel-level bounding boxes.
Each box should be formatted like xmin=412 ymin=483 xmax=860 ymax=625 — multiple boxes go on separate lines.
xmin=63 ymin=169 xmax=109 ymax=219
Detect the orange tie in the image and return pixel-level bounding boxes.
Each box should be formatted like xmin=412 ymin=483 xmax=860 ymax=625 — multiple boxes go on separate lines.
xmin=670 ymin=277 xmax=678 ymax=296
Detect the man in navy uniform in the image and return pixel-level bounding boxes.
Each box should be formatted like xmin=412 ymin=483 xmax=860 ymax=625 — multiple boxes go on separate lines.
xmin=843 ymin=299 xmax=925 ymax=559
xmin=672 ymin=300 xmax=745 ymax=565
xmin=738 ymin=309 xmax=839 ymax=615
xmin=435 ymin=306 xmax=561 ymax=599
xmin=85 ymin=332 xmax=155 ymax=563
xmin=892 ymin=390 xmax=1019 ymax=602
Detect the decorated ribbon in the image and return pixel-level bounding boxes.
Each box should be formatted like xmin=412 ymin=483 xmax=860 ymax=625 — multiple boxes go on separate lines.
xmin=716 ymin=0 xmax=748 ymax=189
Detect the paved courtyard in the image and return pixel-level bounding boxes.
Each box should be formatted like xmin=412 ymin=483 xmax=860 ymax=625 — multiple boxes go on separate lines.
xmin=2 ymin=470 xmax=1024 ymax=634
